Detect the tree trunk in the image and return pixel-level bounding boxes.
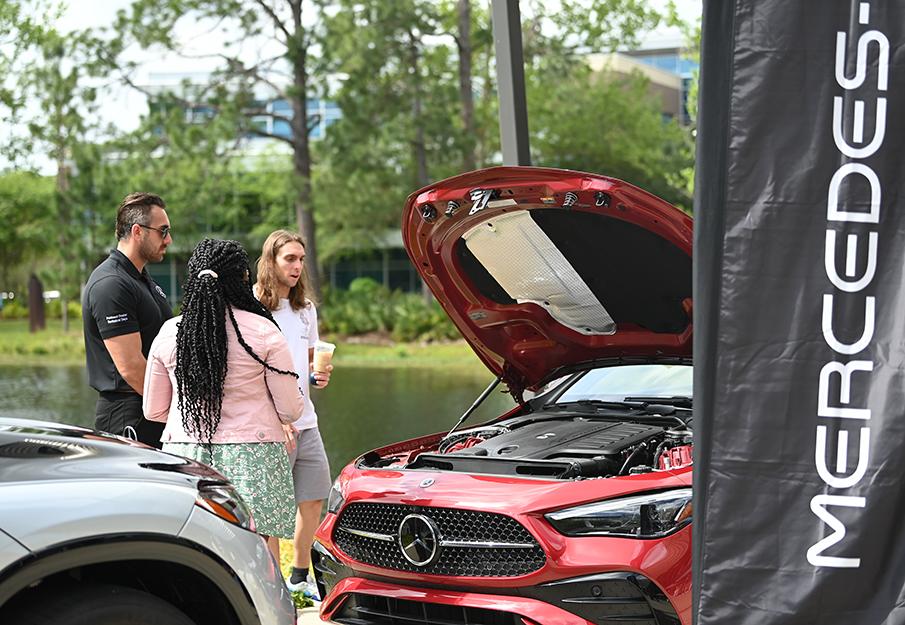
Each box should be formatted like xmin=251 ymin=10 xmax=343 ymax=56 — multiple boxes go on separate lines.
xmin=457 ymin=0 xmax=476 ymax=172
xmin=288 ymin=0 xmax=322 ymax=300
xmin=409 ymin=32 xmax=433 ymax=306
xmin=56 ymin=151 xmax=70 ymax=333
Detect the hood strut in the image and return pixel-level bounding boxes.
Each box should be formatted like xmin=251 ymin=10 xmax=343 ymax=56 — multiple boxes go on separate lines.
xmin=442 ymin=374 xmax=503 ymax=441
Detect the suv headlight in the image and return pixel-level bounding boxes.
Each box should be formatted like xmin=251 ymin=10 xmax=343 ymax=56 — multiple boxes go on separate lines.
xmin=545 ymin=488 xmax=692 ymax=538
xmin=326 ymin=477 xmax=345 ymax=514
xmin=195 ymin=480 xmax=256 ymax=532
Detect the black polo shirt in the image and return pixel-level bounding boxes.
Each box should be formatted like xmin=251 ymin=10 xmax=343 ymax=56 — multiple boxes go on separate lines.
xmin=83 ymin=249 xmax=173 ymax=393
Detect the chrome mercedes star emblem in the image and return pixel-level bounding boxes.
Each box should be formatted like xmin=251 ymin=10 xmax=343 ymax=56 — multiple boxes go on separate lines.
xmin=398 ymin=514 xmax=440 ymax=567
xmin=419 ymin=478 xmax=435 ymax=488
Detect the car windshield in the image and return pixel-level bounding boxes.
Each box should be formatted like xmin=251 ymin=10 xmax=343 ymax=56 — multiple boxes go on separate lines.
xmin=554 ymin=364 xmax=693 ymax=404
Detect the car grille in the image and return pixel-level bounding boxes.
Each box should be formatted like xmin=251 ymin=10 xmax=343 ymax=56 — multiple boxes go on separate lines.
xmin=333 ymin=502 xmax=546 ymax=577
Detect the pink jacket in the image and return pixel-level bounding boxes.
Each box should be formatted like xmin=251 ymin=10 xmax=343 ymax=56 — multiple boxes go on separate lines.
xmin=143 ymin=309 xmax=304 ymax=444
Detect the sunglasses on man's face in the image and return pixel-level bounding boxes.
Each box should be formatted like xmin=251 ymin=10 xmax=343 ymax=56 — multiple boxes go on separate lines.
xmin=138 ymin=224 xmax=172 ymax=238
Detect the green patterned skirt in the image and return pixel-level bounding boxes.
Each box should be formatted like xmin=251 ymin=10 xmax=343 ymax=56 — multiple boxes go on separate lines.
xmin=164 ymin=441 xmax=296 ymax=540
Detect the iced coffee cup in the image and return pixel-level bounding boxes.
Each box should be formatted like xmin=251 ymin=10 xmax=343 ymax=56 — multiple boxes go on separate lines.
xmin=313 ymin=340 xmax=335 ymax=373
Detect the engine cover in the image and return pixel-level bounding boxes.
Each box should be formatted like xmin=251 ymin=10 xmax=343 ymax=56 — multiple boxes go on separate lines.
xmin=452 ymin=419 xmax=664 ymax=462
xmin=407 ymin=418 xmax=666 ymax=479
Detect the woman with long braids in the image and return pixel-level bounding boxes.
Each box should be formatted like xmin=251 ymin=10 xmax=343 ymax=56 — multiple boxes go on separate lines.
xmin=143 ymin=238 xmax=304 ymax=561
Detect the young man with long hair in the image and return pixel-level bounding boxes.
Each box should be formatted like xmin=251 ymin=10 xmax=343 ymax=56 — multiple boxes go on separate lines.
xmin=255 ymin=230 xmax=332 ymax=600
xmin=144 ymin=238 xmax=304 ymax=560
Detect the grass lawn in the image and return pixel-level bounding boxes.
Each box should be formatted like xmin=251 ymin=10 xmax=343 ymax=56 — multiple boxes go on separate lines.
xmin=0 ymin=319 xmax=88 ymax=363
xmin=0 ymin=319 xmax=482 ymax=367
xmin=332 ymin=336 xmax=482 ymax=366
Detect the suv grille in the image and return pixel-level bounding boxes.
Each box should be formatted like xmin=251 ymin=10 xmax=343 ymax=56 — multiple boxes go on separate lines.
xmin=334 ymin=502 xmax=546 ymax=577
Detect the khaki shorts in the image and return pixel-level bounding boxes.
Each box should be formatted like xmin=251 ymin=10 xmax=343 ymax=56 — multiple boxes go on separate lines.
xmin=287 ymin=426 xmax=332 ymax=503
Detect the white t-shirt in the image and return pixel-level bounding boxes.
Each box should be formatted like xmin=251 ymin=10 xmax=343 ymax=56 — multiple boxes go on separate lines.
xmin=269 ymin=298 xmax=320 ymax=430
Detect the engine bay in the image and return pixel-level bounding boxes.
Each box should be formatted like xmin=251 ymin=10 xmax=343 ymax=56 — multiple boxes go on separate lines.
xmin=358 ymin=410 xmax=693 ymax=480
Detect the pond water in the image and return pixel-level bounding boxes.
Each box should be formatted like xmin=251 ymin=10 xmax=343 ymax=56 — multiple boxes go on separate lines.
xmin=0 ymin=363 xmax=517 ymax=477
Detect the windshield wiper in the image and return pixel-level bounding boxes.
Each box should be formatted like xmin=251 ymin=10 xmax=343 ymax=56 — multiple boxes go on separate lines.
xmin=623 ymin=396 xmax=692 ymax=409
xmin=540 ymin=399 xmax=689 ymax=429
xmin=543 ymin=399 xmax=635 ymax=412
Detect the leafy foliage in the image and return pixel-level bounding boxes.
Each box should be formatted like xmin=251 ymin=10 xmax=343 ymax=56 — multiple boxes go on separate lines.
xmin=522 ymin=0 xmax=662 ymax=60
xmin=0 ymin=172 xmax=55 ymax=270
xmin=2 ymin=298 xmax=81 ymax=321
xmin=314 ymin=0 xmax=491 ymax=262
xmin=1 ymin=7 xmax=123 ymax=329
xmin=320 ymin=278 xmax=458 ymax=342
xmin=111 ymin=0 xmax=332 ymax=295
xmin=0 ymin=301 xmax=29 ymax=320
xmin=289 ymin=589 xmax=314 ymax=610
xmin=662 ymin=0 xmax=701 ymax=203
xmin=1 ymin=0 xmax=60 ymax=159
xmin=528 ymin=63 xmax=694 ymax=211
xmin=0 ymin=0 xmax=700 ymax=337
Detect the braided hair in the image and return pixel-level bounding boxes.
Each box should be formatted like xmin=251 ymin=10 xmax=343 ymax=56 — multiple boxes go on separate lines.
xmin=175 ymin=238 xmax=299 ymax=444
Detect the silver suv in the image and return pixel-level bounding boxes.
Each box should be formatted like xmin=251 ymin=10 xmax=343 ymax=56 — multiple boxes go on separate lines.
xmin=0 ymin=417 xmax=296 ymax=625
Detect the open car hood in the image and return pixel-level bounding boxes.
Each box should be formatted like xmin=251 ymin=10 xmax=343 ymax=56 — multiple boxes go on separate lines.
xmin=402 ymin=167 xmax=693 ymax=399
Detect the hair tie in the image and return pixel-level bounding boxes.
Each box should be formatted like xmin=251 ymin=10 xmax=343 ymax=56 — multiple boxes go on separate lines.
xmin=198 ymin=269 xmax=219 ymax=279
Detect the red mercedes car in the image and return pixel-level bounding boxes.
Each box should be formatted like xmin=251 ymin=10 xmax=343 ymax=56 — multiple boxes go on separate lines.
xmin=312 ymin=167 xmax=694 ymax=625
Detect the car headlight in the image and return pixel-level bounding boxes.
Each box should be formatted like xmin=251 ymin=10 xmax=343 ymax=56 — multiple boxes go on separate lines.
xmin=545 ymin=488 xmax=692 ymax=538
xmin=326 ymin=477 xmax=345 ymax=514
xmin=195 ymin=480 xmax=256 ymax=532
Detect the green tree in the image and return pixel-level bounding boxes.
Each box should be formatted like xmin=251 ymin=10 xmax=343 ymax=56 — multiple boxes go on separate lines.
xmin=98 ymin=96 xmax=267 ymax=246
xmin=314 ymin=0 xmax=501 ymax=305
xmin=102 ymin=0 xmax=693 ymax=290
xmin=519 ymin=0 xmax=662 ymax=70
xmin=10 ymin=26 xmax=128 ymax=330
xmin=528 ymin=63 xmax=694 ymax=211
xmin=0 ymin=1 xmax=54 ymax=296
xmin=662 ymin=0 xmax=701 ymax=201
xmin=111 ymin=0 xmax=333 ymax=297
xmin=518 ymin=1 xmax=694 ymax=209
xmin=317 ymin=0 xmax=683 ymax=235
xmin=2 ymin=6 xmax=118 ymax=330
xmin=0 ymin=172 xmax=55 ymax=295
xmin=455 ymin=0 xmax=477 ymax=173
xmin=315 ymin=0 xmax=497 ymax=255
xmin=0 ymin=0 xmax=59 ymax=163
xmin=25 ymin=30 xmax=107 ymax=331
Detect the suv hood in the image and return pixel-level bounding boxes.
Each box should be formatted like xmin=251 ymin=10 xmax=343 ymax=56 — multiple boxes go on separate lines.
xmin=402 ymin=167 xmax=693 ymax=399
xmin=0 ymin=418 xmax=224 ymax=485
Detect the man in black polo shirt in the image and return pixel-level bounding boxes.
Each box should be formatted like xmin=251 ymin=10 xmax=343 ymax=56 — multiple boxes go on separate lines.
xmin=83 ymin=192 xmax=173 ymax=448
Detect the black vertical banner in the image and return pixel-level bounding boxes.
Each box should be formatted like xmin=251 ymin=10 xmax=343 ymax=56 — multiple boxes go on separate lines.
xmin=693 ymin=1 xmax=905 ymax=624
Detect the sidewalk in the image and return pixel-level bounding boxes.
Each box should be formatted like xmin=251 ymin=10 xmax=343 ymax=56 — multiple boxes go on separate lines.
xmin=297 ymin=605 xmax=324 ymax=623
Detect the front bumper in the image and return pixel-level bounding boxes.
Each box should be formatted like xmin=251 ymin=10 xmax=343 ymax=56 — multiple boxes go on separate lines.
xmin=180 ymin=506 xmax=296 ymax=624
xmin=312 ymin=541 xmax=682 ymax=625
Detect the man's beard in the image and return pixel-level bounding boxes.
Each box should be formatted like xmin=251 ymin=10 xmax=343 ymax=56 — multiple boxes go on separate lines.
xmin=140 ymin=236 xmax=165 ymax=264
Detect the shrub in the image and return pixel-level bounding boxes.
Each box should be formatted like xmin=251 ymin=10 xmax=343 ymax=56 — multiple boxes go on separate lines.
xmin=0 ymin=300 xmax=28 ymax=320
xmin=45 ymin=300 xmax=83 ymax=320
xmin=348 ymin=277 xmax=383 ymax=295
xmin=0 ymin=300 xmax=81 ymax=321
xmin=391 ymin=296 xmax=458 ymax=343
xmin=320 ymin=280 xmax=459 ymax=343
